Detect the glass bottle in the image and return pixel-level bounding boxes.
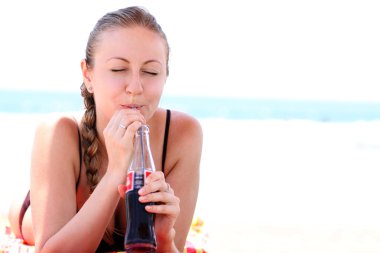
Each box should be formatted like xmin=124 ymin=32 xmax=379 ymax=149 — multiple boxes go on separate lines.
xmin=124 ymin=125 xmax=157 ymax=252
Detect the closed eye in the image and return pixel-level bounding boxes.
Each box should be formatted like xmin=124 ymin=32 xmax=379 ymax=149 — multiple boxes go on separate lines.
xmin=143 ymin=71 xmax=158 ymax=76
xmin=111 ymin=69 xmax=126 ymax=72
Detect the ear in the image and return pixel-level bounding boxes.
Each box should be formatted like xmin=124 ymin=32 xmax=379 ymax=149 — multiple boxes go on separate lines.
xmin=81 ymin=59 xmax=93 ymax=93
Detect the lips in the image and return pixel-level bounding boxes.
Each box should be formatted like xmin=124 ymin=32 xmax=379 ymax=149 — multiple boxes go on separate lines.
xmin=121 ymin=104 xmax=142 ymax=110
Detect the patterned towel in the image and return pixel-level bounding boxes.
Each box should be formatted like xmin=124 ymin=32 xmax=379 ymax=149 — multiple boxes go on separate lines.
xmin=183 ymin=217 xmax=208 ymax=253
xmin=0 ymin=216 xmax=208 ymax=253
xmin=0 ymin=218 xmax=34 ymax=253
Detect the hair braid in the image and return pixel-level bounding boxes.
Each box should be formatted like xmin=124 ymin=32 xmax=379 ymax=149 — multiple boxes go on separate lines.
xmin=80 ymin=6 xmax=169 ymax=193
xmin=80 ymin=83 xmax=101 ymax=193
xmin=78 ymin=6 xmax=170 ymax=243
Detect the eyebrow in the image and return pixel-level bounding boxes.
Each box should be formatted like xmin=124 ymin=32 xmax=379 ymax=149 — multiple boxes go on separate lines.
xmin=107 ymin=57 xmax=129 ymax=63
xmin=107 ymin=57 xmax=162 ymax=66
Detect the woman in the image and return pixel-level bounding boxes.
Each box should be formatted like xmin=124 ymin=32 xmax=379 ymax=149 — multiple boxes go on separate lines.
xmin=8 ymin=6 xmax=203 ymax=253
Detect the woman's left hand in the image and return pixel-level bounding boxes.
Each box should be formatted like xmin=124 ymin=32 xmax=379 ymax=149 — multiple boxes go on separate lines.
xmin=139 ymin=171 xmax=180 ymax=240
xmin=118 ymin=171 xmax=180 ymax=241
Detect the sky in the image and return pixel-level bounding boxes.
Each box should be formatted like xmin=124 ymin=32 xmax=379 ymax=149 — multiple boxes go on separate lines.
xmin=0 ymin=0 xmax=379 ymax=101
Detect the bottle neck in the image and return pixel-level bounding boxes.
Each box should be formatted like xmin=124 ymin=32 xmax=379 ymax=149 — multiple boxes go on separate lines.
xmin=130 ymin=125 xmax=155 ymax=172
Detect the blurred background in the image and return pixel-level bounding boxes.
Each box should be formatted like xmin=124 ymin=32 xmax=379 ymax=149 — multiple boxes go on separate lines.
xmin=1 ymin=1 xmax=380 ymax=252
xmin=0 ymin=0 xmax=379 ymax=100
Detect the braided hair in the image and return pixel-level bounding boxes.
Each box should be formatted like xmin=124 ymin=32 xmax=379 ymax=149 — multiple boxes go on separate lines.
xmin=80 ymin=6 xmax=169 ymax=192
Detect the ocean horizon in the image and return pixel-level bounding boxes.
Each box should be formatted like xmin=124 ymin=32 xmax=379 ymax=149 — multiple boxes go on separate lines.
xmin=1 ymin=89 xmax=380 ymax=122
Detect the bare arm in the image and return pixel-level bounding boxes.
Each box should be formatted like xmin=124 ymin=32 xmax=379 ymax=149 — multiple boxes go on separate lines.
xmin=165 ymin=112 xmax=203 ymax=251
xmin=30 ymin=117 xmax=122 ymax=252
xmin=31 ymin=112 xmax=143 ymax=253
xmin=115 ymin=111 xmax=202 ymax=252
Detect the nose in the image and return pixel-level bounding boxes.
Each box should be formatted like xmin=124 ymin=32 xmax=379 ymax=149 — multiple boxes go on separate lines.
xmin=126 ymin=71 xmax=143 ymax=95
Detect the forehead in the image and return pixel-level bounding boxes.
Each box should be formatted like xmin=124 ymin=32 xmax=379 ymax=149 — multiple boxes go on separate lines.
xmin=95 ymin=26 xmax=167 ymax=62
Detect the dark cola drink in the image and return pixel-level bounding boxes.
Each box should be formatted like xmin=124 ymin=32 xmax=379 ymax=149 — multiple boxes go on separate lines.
xmin=125 ymin=125 xmax=156 ymax=252
xmin=125 ymin=171 xmax=156 ymax=252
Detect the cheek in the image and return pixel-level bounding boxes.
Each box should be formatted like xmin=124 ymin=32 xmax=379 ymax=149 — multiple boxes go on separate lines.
xmin=144 ymin=80 xmax=165 ymax=116
xmin=94 ymin=73 xmax=125 ymax=100
xmin=147 ymin=79 xmax=165 ymax=100
xmin=99 ymin=72 xmax=125 ymax=89
xmin=93 ymin=91 xmax=114 ymax=120
xmin=93 ymin=79 xmax=124 ymax=117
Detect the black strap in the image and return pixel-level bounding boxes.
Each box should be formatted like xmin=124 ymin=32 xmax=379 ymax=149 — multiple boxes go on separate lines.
xmin=18 ymin=190 xmax=30 ymax=239
xmin=161 ymin=109 xmax=171 ymax=175
xmin=76 ymin=125 xmax=82 ymax=190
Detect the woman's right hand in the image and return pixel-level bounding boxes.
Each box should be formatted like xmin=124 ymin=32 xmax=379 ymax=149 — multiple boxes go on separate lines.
xmin=103 ymin=109 xmax=145 ymax=178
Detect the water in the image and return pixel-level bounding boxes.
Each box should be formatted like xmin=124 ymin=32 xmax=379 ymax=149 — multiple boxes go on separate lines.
xmin=1 ymin=89 xmax=380 ymax=121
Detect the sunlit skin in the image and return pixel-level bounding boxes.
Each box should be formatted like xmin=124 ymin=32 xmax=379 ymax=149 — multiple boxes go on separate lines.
xmin=86 ymin=26 xmax=168 ymax=130
xmin=8 ymin=25 xmax=203 ymax=253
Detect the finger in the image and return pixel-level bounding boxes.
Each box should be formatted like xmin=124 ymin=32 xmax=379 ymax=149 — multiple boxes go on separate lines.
xmin=122 ymin=121 xmax=143 ymax=142
xmin=145 ymin=202 xmax=180 ymax=215
xmin=144 ymin=171 xmax=165 ymax=184
xmin=111 ymin=112 xmax=126 ymax=135
xmin=119 ymin=114 xmax=144 ymax=129
xmin=104 ymin=110 xmax=121 ymax=134
xmin=116 ymin=114 xmax=143 ymax=136
xmin=165 ymin=183 xmax=173 ymax=194
xmin=119 ymin=109 xmax=146 ymax=125
xmin=107 ymin=109 xmax=144 ymax=133
xmin=138 ymin=178 xmax=167 ymax=196
xmin=115 ymin=120 xmax=128 ymax=137
xmin=105 ymin=110 xmax=131 ymax=137
xmin=138 ymin=191 xmax=176 ymax=204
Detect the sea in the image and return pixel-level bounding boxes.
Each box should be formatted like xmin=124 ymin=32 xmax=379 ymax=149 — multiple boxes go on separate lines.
xmin=1 ymin=89 xmax=380 ymax=121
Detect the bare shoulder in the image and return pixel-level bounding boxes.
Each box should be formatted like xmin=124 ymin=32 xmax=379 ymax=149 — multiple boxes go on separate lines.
xmin=32 ymin=113 xmax=82 ymax=174
xmin=163 ymin=110 xmax=203 ymax=248
xmin=169 ymin=110 xmax=203 ymax=141
xmin=30 ymin=114 xmax=83 ymax=247
xmin=165 ymin=110 xmax=203 ymax=175
xmin=34 ymin=113 xmax=80 ymax=141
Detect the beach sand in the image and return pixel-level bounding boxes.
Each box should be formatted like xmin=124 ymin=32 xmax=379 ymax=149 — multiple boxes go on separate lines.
xmin=2 ymin=113 xmax=380 ymax=252
xmin=197 ymin=118 xmax=380 ymax=252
